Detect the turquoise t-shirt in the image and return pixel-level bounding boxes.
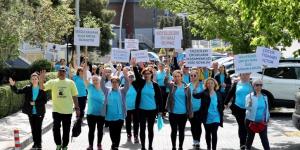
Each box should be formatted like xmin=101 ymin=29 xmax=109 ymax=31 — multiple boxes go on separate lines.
xmin=255 ymin=95 xmax=266 ymax=122
xmin=220 ymin=74 xmax=225 ymax=93
xmin=126 ymin=85 xmax=137 ymax=110
xmin=190 ymin=82 xmax=204 ymax=112
xmin=206 ymin=92 xmax=220 ymax=124
xmin=32 ymin=87 xmax=39 ymax=115
xmin=87 ymin=84 xmax=105 ymax=116
xmin=235 ymin=82 xmax=252 ymax=109
xmin=204 ymin=69 xmax=209 ymax=79
xmin=173 ymin=85 xmax=187 ymax=114
xmin=140 ymin=82 xmax=156 ymax=110
xmin=73 ymin=75 xmax=87 ymax=97
xmin=183 ymin=74 xmax=190 ymax=84
xmin=106 ymin=90 xmax=124 ymax=121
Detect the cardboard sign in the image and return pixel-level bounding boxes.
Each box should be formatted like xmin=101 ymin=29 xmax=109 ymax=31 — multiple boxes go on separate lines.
xmin=131 ymin=50 xmax=149 ymax=63
xmin=74 ymin=27 xmax=100 ymax=46
xmin=155 ymin=29 xmax=181 ymax=49
xmin=164 ymin=26 xmax=183 ymax=39
xmin=234 ymin=53 xmax=262 ymax=74
xmin=256 ymin=46 xmax=281 ymax=68
xmin=185 ymin=48 xmax=212 ymax=67
xmin=125 ymin=39 xmax=139 ymax=50
xmin=111 ymin=48 xmax=130 ymax=63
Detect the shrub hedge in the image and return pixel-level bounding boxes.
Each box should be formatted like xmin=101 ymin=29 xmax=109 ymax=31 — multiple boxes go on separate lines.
xmin=0 ymin=72 xmax=57 ymax=118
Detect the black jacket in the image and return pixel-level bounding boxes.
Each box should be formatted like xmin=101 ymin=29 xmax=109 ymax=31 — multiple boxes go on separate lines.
xmin=10 ymin=85 xmax=47 ymax=116
xmin=214 ymin=73 xmax=232 ymax=94
xmin=193 ymin=89 xmax=224 ymax=127
xmin=133 ymin=66 xmax=163 ymax=113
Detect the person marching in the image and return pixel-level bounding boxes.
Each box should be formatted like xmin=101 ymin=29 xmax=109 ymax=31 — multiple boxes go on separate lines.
xmin=193 ymin=78 xmax=224 ymax=150
xmin=189 ymin=69 xmax=204 ymax=148
xmin=165 ymin=69 xmax=193 ymax=150
xmin=100 ymin=67 xmax=129 ymax=150
xmin=125 ymin=71 xmax=140 ymax=143
xmin=82 ymin=61 xmax=106 ymax=150
xmin=9 ymin=73 xmax=47 ymax=149
xmin=131 ymin=58 xmax=163 ymax=150
xmin=39 ymin=67 xmax=80 ymax=150
xmin=245 ymin=79 xmax=270 ymax=150
xmin=225 ymin=73 xmax=253 ymax=149
xmin=214 ymin=65 xmax=232 ymax=101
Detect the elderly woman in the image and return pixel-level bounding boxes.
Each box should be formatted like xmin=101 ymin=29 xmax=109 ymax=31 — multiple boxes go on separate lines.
xmin=245 ymin=79 xmax=270 ymax=150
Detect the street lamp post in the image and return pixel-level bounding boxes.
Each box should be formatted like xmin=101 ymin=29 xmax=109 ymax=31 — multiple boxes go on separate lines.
xmin=75 ymin=0 xmax=80 ymax=66
xmin=119 ymin=0 xmax=127 ymax=48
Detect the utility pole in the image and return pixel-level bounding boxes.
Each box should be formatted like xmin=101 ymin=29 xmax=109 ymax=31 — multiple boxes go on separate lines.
xmin=75 ymin=0 xmax=80 ymax=66
xmin=119 ymin=0 xmax=127 ymax=48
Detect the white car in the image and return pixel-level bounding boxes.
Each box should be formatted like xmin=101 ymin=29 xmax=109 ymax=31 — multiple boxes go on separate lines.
xmin=250 ymin=63 xmax=299 ymax=108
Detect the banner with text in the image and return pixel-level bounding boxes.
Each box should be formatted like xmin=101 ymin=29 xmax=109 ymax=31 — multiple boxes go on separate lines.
xmin=185 ymin=48 xmax=212 ymax=67
xmin=131 ymin=50 xmax=149 ymax=63
xmin=74 ymin=27 xmax=100 ymax=46
xmin=164 ymin=26 xmax=183 ymax=39
xmin=155 ymin=29 xmax=181 ymax=49
xmin=234 ymin=53 xmax=262 ymax=74
xmin=45 ymin=43 xmax=62 ymax=62
xmin=111 ymin=48 xmax=130 ymax=63
xmin=256 ymin=46 xmax=281 ymax=68
xmin=125 ymin=39 xmax=139 ymax=50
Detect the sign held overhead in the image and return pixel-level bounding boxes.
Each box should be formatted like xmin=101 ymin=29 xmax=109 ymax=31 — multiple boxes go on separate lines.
xmin=125 ymin=39 xmax=139 ymax=50
xmin=256 ymin=46 xmax=281 ymax=68
xmin=185 ymin=48 xmax=212 ymax=67
xmin=234 ymin=53 xmax=262 ymax=74
xmin=74 ymin=27 xmax=100 ymax=46
xmin=155 ymin=29 xmax=181 ymax=49
xmin=111 ymin=48 xmax=130 ymax=63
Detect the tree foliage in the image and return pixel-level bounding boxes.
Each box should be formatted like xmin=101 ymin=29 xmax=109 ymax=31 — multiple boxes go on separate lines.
xmin=141 ymin=0 xmax=300 ymax=54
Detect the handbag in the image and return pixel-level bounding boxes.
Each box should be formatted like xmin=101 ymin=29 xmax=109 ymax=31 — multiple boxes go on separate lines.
xmin=248 ymin=93 xmax=267 ymax=133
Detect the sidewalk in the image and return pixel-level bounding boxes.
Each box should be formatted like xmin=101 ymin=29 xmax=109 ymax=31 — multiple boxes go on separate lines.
xmin=0 ymin=102 xmax=54 ymax=150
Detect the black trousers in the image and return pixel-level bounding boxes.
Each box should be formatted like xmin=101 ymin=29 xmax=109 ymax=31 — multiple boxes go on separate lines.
xmin=87 ymin=115 xmax=105 ymax=146
xmin=204 ymin=123 xmax=219 ymax=150
xmin=245 ymin=120 xmax=270 ymax=150
xmin=233 ymin=107 xmax=247 ymax=147
xmin=159 ymin=86 xmax=168 ymax=113
xmin=52 ymin=112 xmax=72 ymax=147
xmin=125 ymin=109 xmax=139 ymax=137
xmin=107 ymin=120 xmax=124 ymax=149
xmin=169 ymin=113 xmax=188 ymax=149
xmin=78 ymin=96 xmax=87 ymax=118
xmin=139 ymin=109 xmax=156 ymax=148
xmin=189 ymin=111 xmax=202 ymax=142
xmin=29 ymin=115 xmax=44 ymax=146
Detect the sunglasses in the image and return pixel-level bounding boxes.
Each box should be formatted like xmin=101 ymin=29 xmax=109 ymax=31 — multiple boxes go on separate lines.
xmin=254 ymin=84 xmax=263 ymax=87
xmin=190 ymin=74 xmax=197 ymax=77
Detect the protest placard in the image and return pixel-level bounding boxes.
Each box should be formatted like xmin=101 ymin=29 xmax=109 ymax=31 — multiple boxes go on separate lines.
xmin=185 ymin=48 xmax=212 ymax=67
xmin=131 ymin=50 xmax=149 ymax=63
xmin=155 ymin=29 xmax=181 ymax=49
xmin=256 ymin=46 xmax=281 ymax=68
xmin=125 ymin=39 xmax=139 ymax=50
xmin=45 ymin=43 xmax=62 ymax=62
xmin=164 ymin=26 xmax=183 ymax=39
xmin=110 ymin=48 xmax=130 ymax=63
xmin=74 ymin=27 xmax=100 ymax=46
xmin=234 ymin=53 xmax=262 ymax=74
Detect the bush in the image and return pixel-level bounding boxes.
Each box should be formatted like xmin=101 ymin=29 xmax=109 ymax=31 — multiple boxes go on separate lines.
xmin=0 ymin=72 xmax=57 ymax=119
xmin=0 ymin=68 xmax=31 ymax=85
xmin=30 ymin=59 xmax=52 ymax=72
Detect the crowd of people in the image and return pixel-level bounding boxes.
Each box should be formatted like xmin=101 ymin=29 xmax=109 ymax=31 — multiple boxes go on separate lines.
xmin=8 ymin=53 xmax=271 ymax=150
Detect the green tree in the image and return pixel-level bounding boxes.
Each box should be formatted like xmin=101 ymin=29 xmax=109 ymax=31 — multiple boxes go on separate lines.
xmin=141 ymin=0 xmax=300 ymax=54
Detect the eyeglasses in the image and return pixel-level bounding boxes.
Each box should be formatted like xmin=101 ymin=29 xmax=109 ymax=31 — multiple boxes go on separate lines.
xmin=190 ymin=74 xmax=197 ymax=78
xmin=254 ymin=84 xmax=263 ymax=87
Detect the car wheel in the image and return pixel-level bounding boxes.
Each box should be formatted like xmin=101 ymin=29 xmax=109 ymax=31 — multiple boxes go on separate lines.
xmin=261 ymin=89 xmax=275 ymax=110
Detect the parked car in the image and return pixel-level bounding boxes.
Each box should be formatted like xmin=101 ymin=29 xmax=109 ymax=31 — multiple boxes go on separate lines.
xmin=293 ymin=92 xmax=300 ymax=130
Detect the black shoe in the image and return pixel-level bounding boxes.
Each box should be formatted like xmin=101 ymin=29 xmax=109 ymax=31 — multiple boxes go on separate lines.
xmin=172 ymin=148 xmax=176 ymax=150
xmin=141 ymin=148 xmax=146 ymax=150
xmin=178 ymin=147 xmax=183 ymax=150
xmin=148 ymin=147 xmax=153 ymax=150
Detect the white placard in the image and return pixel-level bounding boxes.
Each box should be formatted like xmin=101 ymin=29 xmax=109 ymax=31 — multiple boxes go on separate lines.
xmin=164 ymin=26 xmax=183 ymax=39
xmin=234 ymin=53 xmax=262 ymax=74
xmin=74 ymin=27 xmax=100 ymax=46
xmin=111 ymin=48 xmax=130 ymax=63
xmin=175 ymin=48 xmax=183 ymax=53
xmin=256 ymin=46 xmax=281 ymax=68
xmin=45 ymin=43 xmax=62 ymax=62
xmin=131 ymin=50 xmax=149 ymax=63
xmin=155 ymin=29 xmax=181 ymax=49
xmin=185 ymin=48 xmax=212 ymax=67
xmin=125 ymin=39 xmax=139 ymax=50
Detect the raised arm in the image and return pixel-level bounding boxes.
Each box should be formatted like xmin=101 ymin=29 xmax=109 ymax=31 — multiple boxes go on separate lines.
xmin=100 ymin=69 xmax=109 ymax=93
xmin=121 ymin=68 xmax=130 ymax=93
xmin=9 ymin=77 xmax=26 ymax=94
xmin=83 ymin=61 xmax=89 ymax=87
xmin=131 ymin=58 xmax=143 ymax=82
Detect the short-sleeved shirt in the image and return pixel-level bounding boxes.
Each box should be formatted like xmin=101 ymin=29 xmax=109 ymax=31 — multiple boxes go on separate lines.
xmin=87 ymin=84 xmax=105 ymax=116
xmin=44 ymin=78 xmax=78 ymax=114
xmin=106 ymin=90 xmax=124 ymax=121
xmin=220 ymin=74 xmax=225 ymax=93
xmin=183 ymin=74 xmax=190 ymax=84
xmin=235 ymin=82 xmax=252 ymax=109
xmin=255 ymin=95 xmax=266 ymax=122
xmin=73 ymin=75 xmax=87 ymax=97
xmin=126 ymin=85 xmax=137 ymax=110
xmin=190 ymin=82 xmax=204 ymax=112
xmin=206 ymin=92 xmax=220 ymax=124
xmin=32 ymin=87 xmax=39 ymax=114
xmin=173 ymin=85 xmax=187 ymax=114
xmin=140 ymin=82 xmax=156 ymax=110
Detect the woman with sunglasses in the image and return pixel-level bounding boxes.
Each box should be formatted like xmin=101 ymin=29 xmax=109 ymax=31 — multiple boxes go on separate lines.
xmin=193 ymin=78 xmax=224 ymax=150
xmin=165 ymin=69 xmax=193 ymax=150
xmin=189 ymin=69 xmax=204 ymax=148
xmin=225 ymin=73 xmax=253 ymax=149
xmin=131 ymin=58 xmax=163 ymax=150
xmin=83 ymin=62 xmax=105 ymax=150
xmin=214 ymin=65 xmax=232 ymax=100
xmin=100 ymin=68 xmax=129 ymax=150
xmin=245 ymin=79 xmax=270 ymax=150
xmin=125 ymin=71 xmax=140 ymax=143
xmin=9 ymin=73 xmax=47 ymax=149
